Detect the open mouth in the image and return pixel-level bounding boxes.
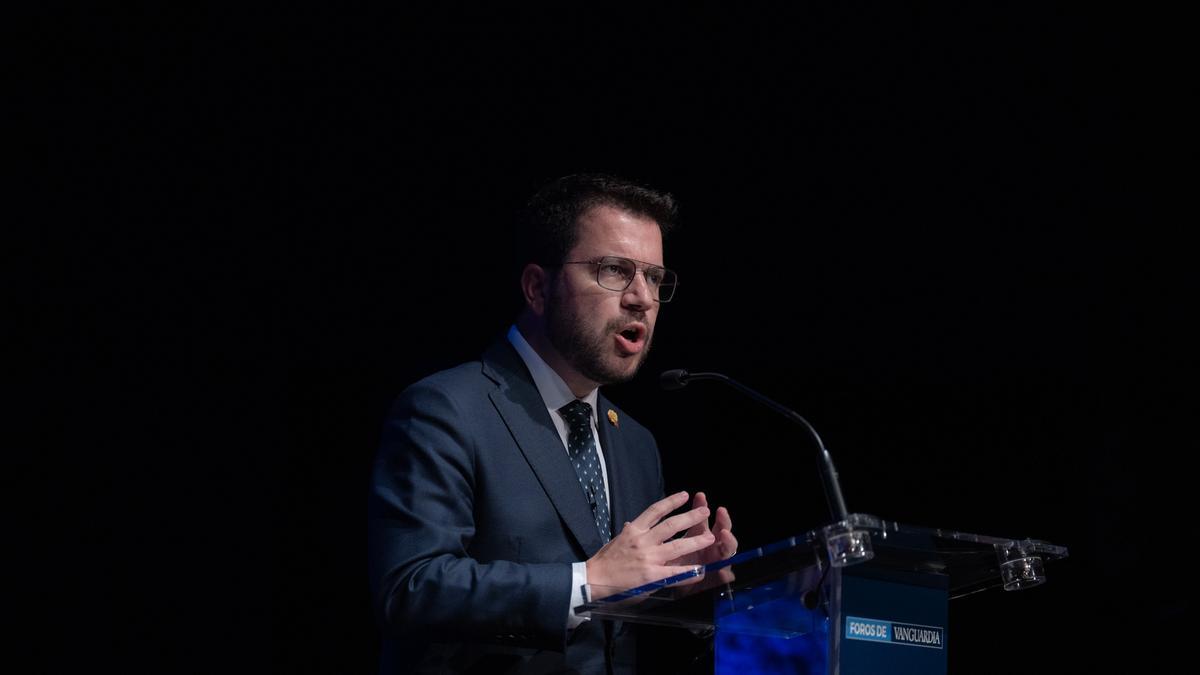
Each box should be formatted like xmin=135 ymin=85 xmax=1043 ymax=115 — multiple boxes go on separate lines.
xmin=614 ymin=322 xmax=647 ymax=354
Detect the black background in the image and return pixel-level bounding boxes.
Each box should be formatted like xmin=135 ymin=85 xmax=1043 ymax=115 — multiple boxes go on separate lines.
xmin=27 ymin=4 xmax=1190 ymax=674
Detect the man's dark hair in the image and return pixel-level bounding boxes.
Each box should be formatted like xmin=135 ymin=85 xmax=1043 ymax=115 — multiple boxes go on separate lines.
xmin=515 ymin=174 xmax=678 ymax=269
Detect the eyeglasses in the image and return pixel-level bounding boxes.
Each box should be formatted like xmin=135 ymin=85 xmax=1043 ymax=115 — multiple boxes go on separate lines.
xmin=557 ymin=255 xmax=678 ymax=303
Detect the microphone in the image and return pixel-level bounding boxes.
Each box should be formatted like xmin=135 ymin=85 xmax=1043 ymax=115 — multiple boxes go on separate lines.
xmin=659 ymin=369 xmax=690 ymax=390
xmin=659 ymin=369 xmax=850 ymax=523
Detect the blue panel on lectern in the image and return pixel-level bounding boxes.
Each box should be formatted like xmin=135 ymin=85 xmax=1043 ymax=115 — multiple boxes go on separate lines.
xmin=714 ymin=594 xmax=828 ymax=675
xmin=710 ymin=568 xmax=949 ymax=674
xmin=836 ymin=574 xmax=948 ymax=675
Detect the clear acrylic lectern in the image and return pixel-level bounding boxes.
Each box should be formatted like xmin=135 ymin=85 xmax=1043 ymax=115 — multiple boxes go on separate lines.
xmin=577 ymin=514 xmax=1067 ymax=674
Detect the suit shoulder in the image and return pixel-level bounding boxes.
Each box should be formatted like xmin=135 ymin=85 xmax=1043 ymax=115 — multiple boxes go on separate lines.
xmin=406 ymin=360 xmax=488 ymax=391
xmin=392 ymin=360 xmax=493 ymax=411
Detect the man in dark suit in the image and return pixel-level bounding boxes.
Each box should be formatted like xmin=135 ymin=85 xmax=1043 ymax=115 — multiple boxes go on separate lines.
xmin=368 ymin=174 xmax=737 ymax=673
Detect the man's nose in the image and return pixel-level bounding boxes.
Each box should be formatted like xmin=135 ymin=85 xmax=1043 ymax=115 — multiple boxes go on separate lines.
xmin=622 ymin=271 xmax=655 ymax=309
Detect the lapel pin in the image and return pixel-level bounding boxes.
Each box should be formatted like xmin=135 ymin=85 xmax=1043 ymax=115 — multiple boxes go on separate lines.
xmin=607 ymin=409 xmax=619 ymax=428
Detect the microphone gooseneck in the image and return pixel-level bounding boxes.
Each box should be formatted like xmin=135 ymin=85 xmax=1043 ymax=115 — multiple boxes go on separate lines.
xmin=659 ymin=369 xmax=850 ymax=523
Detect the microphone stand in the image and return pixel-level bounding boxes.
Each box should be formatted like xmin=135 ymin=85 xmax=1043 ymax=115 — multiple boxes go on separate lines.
xmin=661 ymin=369 xmax=850 ymax=523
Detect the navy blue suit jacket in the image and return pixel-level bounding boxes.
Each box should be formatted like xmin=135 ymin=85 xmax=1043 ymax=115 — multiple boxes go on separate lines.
xmin=368 ymin=337 xmax=664 ymax=673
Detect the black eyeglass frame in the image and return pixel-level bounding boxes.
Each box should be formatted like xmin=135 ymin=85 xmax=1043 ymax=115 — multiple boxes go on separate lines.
xmin=549 ymin=255 xmax=678 ymax=303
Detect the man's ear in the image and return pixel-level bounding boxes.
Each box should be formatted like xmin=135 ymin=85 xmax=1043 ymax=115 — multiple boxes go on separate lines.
xmin=520 ymin=263 xmax=550 ymax=315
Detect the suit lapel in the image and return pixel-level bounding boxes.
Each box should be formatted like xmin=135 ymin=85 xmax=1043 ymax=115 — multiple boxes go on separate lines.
xmin=483 ymin=340 xmax=606 ymax=557
xmin=595 ymin=393 xmax=635 ymax=536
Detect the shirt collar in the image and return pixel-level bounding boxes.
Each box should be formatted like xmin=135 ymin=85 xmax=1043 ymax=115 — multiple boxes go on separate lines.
xmin=507 ymin=325 xmax=599 ymax=417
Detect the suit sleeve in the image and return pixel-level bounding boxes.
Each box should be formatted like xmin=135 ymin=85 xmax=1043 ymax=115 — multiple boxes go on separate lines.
xmin=367 ymin=381 xmax=572 ymax=650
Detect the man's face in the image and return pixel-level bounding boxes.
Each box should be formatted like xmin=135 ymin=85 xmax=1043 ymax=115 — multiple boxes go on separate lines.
xmin=544 ymin=205 xmax=664 ymax=388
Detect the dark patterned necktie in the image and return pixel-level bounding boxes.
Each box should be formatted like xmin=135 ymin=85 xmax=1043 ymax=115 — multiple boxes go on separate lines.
xmin=559 ymin=400 xmax=612 ymax=544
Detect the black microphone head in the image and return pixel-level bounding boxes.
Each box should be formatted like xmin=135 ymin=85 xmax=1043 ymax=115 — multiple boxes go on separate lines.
xmin=659 ymin=369 xmax=690 ymax=390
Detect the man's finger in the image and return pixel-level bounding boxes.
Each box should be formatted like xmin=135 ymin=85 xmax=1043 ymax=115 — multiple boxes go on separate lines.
xmin=686 ymin=492 xmax=713 ymax=537
xmin=712 ymin=505 xmax=732 ymax=533
xmin=649 ymin=506 xmax=709 ymax=541
xmin=631 ymin=491 xmax=690 ymax=530
xmin=659 ymin=564 xmax=707 ymax=586
xmin=710 ymin=506 xmax=736 ymax=558
xmin=718 ymin=530 xmax=739 ymax=558
xmin=662 ymin=531 xmax=716 ymax=560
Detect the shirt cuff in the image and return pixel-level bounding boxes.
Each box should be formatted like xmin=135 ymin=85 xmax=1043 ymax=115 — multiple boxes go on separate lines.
xmin=567 ymin=561 xmax=590 ymax=630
